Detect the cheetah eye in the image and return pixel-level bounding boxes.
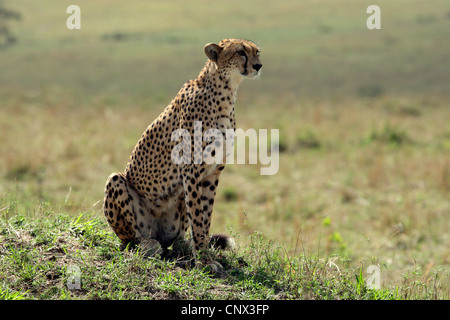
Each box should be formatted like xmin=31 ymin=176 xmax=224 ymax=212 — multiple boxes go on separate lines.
xmin=237 ymin=50 xmax=246 ymax=57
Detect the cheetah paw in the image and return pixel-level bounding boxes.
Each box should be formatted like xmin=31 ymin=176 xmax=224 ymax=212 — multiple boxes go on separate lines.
xmin=139 ymin=239 xmax=163 ymax=258
xmin=196 ymin=259 xmax=223 ymax=274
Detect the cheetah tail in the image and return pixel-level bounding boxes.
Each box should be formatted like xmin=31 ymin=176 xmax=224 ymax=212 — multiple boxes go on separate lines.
xmin=209 ymin=234 xmax=236 ymax=250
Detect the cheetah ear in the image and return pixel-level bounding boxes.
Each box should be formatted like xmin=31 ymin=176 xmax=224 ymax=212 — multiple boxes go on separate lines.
xmin=204 ymin=43 xmax=222 ymax=62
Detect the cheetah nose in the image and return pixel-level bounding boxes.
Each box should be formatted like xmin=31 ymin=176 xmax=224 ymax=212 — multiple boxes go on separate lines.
xmin=253 ymin=63 xmax=263 ymax=71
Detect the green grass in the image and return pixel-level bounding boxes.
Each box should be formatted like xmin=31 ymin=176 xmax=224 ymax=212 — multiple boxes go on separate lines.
xmin=2 ymin=210 xmax=444 ymax=300
xmin=0 ymin=0 xmax=449 ymax=300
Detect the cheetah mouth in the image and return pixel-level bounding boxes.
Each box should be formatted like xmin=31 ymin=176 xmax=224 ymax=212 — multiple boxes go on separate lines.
xmin=244 ymin=70 xmax=261 ymax=79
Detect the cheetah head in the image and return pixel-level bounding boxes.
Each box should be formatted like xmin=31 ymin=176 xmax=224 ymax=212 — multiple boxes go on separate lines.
xmin=204 ymin=39 xmax=262 ymax=80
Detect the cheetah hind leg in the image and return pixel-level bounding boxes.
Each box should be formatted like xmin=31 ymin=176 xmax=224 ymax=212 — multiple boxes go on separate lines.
xmin=104 ymin=172 xmax=164 ymax=258
xmin=104 ymin=173 xmax=140 ymax=245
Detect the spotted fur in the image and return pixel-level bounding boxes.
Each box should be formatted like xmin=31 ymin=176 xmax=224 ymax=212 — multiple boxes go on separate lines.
xmin=103 ymin=39 xmax=262 ymax=266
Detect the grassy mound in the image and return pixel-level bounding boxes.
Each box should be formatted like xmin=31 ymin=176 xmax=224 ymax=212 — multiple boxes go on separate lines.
xmin=1 ymin=211 xmax=445 ymax=300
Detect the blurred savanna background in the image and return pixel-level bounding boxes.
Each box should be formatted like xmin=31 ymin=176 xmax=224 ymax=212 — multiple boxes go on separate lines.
xmin=0 ymin=0 xmax=449 ymax=296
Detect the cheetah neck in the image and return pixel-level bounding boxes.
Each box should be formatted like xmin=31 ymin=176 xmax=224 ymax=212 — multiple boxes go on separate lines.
xmin=200 ymin=60 xmax=243 ymax=99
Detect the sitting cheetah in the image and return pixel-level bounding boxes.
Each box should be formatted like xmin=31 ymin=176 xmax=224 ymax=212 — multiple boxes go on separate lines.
xmin=103 ymin=39 xmax=262 ymax=268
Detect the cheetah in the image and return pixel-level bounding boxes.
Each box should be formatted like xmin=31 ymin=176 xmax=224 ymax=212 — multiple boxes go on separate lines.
xmin=103 ymin=39 xmax=262 ymax=268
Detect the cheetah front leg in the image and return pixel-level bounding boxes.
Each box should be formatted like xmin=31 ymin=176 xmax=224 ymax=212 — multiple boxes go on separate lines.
xmin=182 ymin=168 xmax=208 ymax=252
xmin=199 ymin=167 xmax=223 ymax=237
xmin=182 ymin=167 xmax=222 ymax=271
